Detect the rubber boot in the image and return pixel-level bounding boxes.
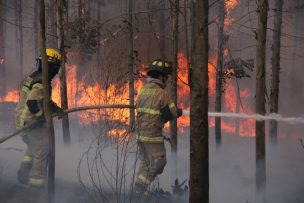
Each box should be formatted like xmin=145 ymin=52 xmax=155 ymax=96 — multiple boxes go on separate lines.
xmin=17 ymin=162 xmax=33 ymax=185
xmin=134 ymin=182 xmax=152 ymax=202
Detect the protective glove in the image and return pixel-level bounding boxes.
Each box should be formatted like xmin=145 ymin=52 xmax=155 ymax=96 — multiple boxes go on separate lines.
xmin=54 ymin=108 xmax=66 ymax=119
xmin=177 ymin=108 xmax=183 ymax=118
xmin=36 ymin=116 xmax=46 ymax=126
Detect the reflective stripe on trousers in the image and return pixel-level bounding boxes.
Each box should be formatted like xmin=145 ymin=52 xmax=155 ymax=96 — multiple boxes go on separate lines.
xmin=29 ymin=178 xmax=45 ymax=187
xmin=137 ymin=174 xmax=151 ymax=185
xmin=135 ymin=134 xmax=164 ymax=143
xmin=22 ymin=155 xmax=33 ymax=163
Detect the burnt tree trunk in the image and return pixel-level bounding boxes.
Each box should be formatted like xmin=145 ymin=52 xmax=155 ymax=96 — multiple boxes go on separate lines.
xmin=58 ymin=0 xmax=71 ymax=145
xmin=269 ymin=0 xmax=283 ymax=144
xmin=127 ymin=0 xmax=135 ymax=129
xmin=170 ymin=0 xmax=179 ymax=178
xmin=189 ymin=0 xmax=209 ymax=202
xmin=255 ymin=0 xmax=268 ymax=195
xmin=0 ymin=0 xmax=6 ymax=96
xmin=215 ymin=0 xmax=226 ymax=148
xmin=39 ymin=0 xmax=56 ymax=201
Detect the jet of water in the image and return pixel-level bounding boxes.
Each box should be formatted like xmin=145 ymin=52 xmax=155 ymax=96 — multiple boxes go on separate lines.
xmin=182 ymin=110 xmax=304 ymax=125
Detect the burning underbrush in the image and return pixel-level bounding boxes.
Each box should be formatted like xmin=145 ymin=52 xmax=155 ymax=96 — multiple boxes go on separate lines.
xmin=0 ymin=50 xmax=257 ymax=139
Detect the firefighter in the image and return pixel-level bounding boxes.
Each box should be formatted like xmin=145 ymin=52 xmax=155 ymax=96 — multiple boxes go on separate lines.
xmin=134 ymin=59 xmax=182 ymax=196
xmin=15 ymin=48 xmax=64 ymax=188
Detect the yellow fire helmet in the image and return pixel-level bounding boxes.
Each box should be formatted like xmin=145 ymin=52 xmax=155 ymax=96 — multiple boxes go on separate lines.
xmin=38 ymin=48 xmax=62 ymax=66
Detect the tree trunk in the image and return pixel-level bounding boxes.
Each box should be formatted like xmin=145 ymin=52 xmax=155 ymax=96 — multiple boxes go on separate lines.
xmin=18 ymin=0 xmax=23 ymax=77
xmin=255 ymin=0 xmax=268 ymax=196
xmin=78 ymin=0 xmax=85 ymax=46
xmin=58 ymin=0 xmax=71 ymax=145
xmin=159 ymin=0 xmax=166 ymax=58
xmin=269 ymin=0 xmax=283 ymax=145
xmin=39 ymin=0 xmax=56 ymax=201
xmin=170 ymin=0 xmax=179 ymax=179
xmin=127 ymin=0 xmax=135 ymax=129
xmin=291 ymin=0 xmax=299 ymax=80
xmin=189 ymin=0 xmax=209 ymax=202
xmin=14 ymin=0 xmax=23 ymax=80
xmin=34 ymin=0 xmax=39 ymax=56
xmin=48 ymin=0 xmax=57 ymax=48
xmin=235 ymin=79 xmax=240 ymax=137
xmin=184 ymin=0 xmax=190 ymax=68
xmin=0 ymin=0 xmax=6 ymax=96
xmin=215 ymin=0 xmax=225 ymax=148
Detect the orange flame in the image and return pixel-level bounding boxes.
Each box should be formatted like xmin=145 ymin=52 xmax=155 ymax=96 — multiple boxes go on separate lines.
xmin=1 ymin=50 xmax=255 ymax=137
xmin=0 ymin=89 xmax=19 ymax=103
xmin=225 ymin=0 xmax=238 ymax=27
xmin=176 ymin=52 xmax=254 ymax=136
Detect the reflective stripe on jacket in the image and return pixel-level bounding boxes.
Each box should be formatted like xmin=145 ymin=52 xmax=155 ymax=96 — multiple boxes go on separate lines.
xmin=136 ymin=77 xmax=177 ymax=142
xmin=15 ymin=72 xmax=44 ymax=129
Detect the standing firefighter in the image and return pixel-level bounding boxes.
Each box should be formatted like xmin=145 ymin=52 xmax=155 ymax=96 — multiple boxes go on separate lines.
xmin=15 ymin=48 xmax=64 ymax=188
xmin=134 ymin=59 xmax=182 ymax=196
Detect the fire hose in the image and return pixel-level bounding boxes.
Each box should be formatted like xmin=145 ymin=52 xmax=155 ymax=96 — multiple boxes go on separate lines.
xmin=0 ymin=104 xmax=134 ymax=144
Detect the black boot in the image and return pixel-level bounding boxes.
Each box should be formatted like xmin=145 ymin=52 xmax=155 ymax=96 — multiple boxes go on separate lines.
xmin=17 ymin=162 xmax=32 ymax=185
xmin=133 ymin=182 xmax=152 ymax=202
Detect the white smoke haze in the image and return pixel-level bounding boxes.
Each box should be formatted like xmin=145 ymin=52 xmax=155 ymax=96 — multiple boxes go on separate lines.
xmin=0 ymin=116 xmax=304 ymax=203
xmin=0 ymin=0 xmax=304 ymax=202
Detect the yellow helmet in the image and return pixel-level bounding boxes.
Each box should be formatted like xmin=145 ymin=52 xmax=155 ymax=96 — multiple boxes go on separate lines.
xmin=38 ymin=48 xmax=62 ymax=65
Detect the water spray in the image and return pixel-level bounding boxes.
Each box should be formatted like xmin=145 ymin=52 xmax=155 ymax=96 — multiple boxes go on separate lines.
xmin=182 ymin=110 xmax=304 ymax=125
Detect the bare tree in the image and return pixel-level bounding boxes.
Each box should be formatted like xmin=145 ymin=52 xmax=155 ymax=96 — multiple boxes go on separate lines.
xmin=170 ymin=0 xmax=179 ymax=178
xmin=215 ymin=0 xmax=226 ymax=148
xmin=127 ymin=0 xmax=135 ymax=129
xmin=269 ymin=0 xmax=283 ymax=144
xmin=34 ymin=0 xmax=39 ymax=56
xmin=58 ymin=0 xmax=71 ymax=145
xmin=18 ymin=0 xmax=23 ymax=76
xmin=255 ymin=0 xmax=268 ymax=195
xmin=14 ymin=0 xmax=23 ymax=79
xmin=190 ymin=0 xmax=209 ymax=202
xmin=0 ymin=0 xmax=6 ymax=96
xmin=39 ymin=0 xmax=56 ymax=201
xmin=159 ymin=0 xmax=167 ymax=58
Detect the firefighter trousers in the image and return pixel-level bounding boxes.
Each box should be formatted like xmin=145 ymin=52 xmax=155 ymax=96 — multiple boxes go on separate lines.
xmin=135 ymin=142 xmax=167 ymax=188
xmin=20 ymin=125 xmax=49 ymax=184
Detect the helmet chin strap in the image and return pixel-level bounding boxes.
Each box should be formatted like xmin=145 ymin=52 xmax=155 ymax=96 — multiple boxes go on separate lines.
xmin=161 ymin=75 xmax=168 ymax=86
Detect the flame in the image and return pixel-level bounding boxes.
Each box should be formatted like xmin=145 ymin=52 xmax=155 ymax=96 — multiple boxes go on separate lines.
xmin=176 ymin=52 xmax=254 ymax=136
xmin=225 ymin=0 xmax=238 ymax=27
xmin=1 ymin=51 xmax=255 ymax=137
xmin=52 ymin=65 xmax=144 ymax=126
xmin=0 ymin=89 xmax=19 ymax=103
xmin=0 ymin=58 xmax=4 ymax=65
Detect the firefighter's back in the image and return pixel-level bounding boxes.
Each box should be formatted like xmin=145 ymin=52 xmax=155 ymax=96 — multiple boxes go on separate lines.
xmin=136 ymin=78 xmax=165 ymax=141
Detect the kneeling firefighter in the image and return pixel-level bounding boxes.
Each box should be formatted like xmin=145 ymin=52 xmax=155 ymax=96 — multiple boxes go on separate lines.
xmin=15 ymin=48 xmax=64 ymax=188
xmin=134 ymin=59 xmax=183 ymax=195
